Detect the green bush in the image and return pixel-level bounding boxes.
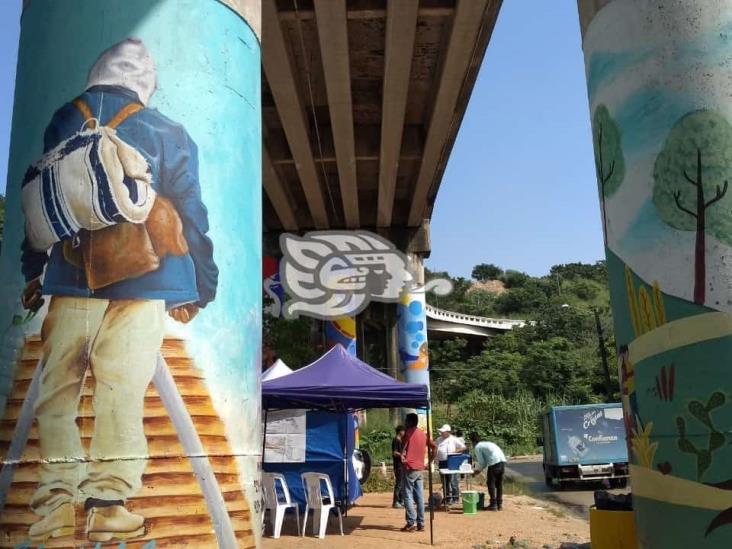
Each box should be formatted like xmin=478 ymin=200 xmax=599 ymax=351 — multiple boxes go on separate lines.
xmin=362 ymin=470 xmax=395 ymax=493
xmin=359 ymin=392 xmax=566 ymax=462
xmin=361 ymin=409 xmax=396 ymax=465
xmin=435 ymin=391 xmax=568 ymax=456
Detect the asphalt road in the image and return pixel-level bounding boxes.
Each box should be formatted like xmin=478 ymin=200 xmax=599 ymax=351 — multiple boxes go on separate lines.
xmin=505 ymin=455 xmax=629 ymax=518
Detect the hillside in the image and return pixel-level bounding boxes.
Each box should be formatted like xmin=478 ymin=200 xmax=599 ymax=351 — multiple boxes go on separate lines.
xmin=419 ymin=261 xmax=618 ymax=455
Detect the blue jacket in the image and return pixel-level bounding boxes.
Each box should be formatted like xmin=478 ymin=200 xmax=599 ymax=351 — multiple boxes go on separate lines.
xmin=21 ymin=86 xmax=218 ymax=308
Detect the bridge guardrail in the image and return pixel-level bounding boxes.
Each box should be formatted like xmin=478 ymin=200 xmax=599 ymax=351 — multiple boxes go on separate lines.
xmin=425 ymin=304 xmax=527 ymax=330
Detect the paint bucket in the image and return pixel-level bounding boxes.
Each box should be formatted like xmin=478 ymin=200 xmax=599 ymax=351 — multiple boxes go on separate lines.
xmin=462 ymin=491 xmax=479 ymax=515
xmin=589 ymin=507 xmax=637 ymax=548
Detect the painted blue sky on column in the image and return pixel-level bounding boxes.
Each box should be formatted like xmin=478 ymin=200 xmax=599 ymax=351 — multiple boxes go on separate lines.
xmin=586 ymin=2 xmax=732 ymax=314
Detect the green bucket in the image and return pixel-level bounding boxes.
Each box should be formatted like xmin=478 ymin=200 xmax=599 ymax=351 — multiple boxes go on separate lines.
xmin=462 ymin=491 xmax=479 ymax=515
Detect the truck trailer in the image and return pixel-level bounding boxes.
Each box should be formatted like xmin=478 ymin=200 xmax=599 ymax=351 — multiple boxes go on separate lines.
xmin=541 ymin=403 xmax=629 ymax=488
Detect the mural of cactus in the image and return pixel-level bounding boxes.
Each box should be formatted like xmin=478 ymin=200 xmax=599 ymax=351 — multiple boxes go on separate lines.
xmin=676 ymin=391 xmax=727 ymax=481
xmin=625 ymin=265 xmax=667 ymax=338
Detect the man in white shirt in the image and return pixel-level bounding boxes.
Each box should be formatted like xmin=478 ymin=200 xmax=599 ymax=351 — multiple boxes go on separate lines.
xmin=471 ymin=432 xmax=507 ymax=510
xmin=436 ymin=424 xmax=466 ymax=504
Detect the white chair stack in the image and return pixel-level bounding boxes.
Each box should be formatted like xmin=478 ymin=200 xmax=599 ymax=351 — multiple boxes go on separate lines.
xmin=300 ymin=472 xmax=344 ymax=538
xmin=262 ymin=472 xmax=300 ymax=538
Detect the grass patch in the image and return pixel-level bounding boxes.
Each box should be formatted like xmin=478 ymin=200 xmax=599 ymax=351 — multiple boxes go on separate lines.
xmin=501 ymin=476 xmax=531 ymax=497
xmin=362 ymin=471 xmax=395 ymax=493
xmin=544 ymin=506 xmax=567 ymax=519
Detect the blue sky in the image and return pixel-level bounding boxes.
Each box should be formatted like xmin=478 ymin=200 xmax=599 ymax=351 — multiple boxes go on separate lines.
xmin=0 ymin=1 xmax=603 ymax=279
xmin=0 ymin=1 xmax=20 ymax=204
xmin=427 ymin=1 xmax=603 ymax=278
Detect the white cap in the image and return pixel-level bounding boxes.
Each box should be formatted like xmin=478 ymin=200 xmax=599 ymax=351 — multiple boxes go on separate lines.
xmin=438 ymin=424 xmax=451 ymax=433
xmin=86 ymin=38 xmax=157 ymax=105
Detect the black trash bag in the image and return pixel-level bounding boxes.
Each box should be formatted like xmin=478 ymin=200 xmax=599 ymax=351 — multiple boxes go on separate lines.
xmin=594 ymin=490 xmax=633 ymax=511
xmin=429 ymin=492 xmax=443 ymax=510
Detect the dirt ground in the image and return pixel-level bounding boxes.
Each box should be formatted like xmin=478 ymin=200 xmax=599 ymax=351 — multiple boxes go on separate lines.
xmin=261 ymin=491 xmax=590 ymax=549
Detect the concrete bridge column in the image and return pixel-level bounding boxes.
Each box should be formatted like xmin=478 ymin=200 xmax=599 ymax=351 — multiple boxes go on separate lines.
xmin=386 ymin=303 xmax=402 ymax=425
xmin=398 ymin=254 xmax=430 ymax=428
xmin=325 ymin=317 xmax=358 ymax=356
xmin=0 ymin=1 xmax=262 ymax=546
xmin=578 ymin=2 xmax=732 ymax=547
xmin=324 ymin=316 xmax=362 ymax=443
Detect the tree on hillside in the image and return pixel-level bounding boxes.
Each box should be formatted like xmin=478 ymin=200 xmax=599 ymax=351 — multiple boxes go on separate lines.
xmin=494 ymin=282 xmax=548 ymax=315
xmin=426 ymin=273 xmax=472 ymax=312
xmin=472 ymin=263 xmax=503 ymax=282
xmin=520 ymin=337 xmax=594 ymax=402
xmin=500 ymin=270 xmax=530 ymax=289
xmin=592 ymin=105 xmax=625 ymax=247
xmin=653 ymin=110 xmax=732 ymax=305
xmin=549 ymin=261 xmax=607 ymax=283
xmin=459 ymin=290 xmax=495 ymax=317
xmin=263 ymin=315 xmax=319 ymax=368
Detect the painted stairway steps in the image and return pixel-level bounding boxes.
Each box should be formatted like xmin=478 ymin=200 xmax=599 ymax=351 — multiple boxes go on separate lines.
xmin=0 ymin=337 xmax=255 ymax=548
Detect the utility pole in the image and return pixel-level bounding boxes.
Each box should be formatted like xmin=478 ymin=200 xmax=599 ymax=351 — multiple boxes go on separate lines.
xmin=593 ymin=307 xmax=613 ymax=402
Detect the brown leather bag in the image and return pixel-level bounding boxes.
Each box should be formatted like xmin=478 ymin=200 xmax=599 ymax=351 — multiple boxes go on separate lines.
xmin=63 ymin=197 xmax=189 ymax=290
xmin=146 ymin=196 xmax=189 ymax=257
xmin=79 ymin=223 xmax=160 ymax=290
xmin=62 ymin=100 xmax=189 ymax=290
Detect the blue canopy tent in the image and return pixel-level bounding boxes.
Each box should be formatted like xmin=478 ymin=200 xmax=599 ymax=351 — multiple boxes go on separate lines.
xmin=262 ymin=359 xmax=362 ymax=505
xmin=263 ymin=410 xmax=361 ymax=509
xmin=262 ymin=344 xmax=434 ymax=543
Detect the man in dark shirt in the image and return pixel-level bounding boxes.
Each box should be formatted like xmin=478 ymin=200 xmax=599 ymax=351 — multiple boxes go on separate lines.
xmin=392 ymin=425 xmax=406 ymax=508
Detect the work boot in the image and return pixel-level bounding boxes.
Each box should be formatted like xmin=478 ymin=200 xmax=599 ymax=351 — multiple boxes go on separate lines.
xmin=29 ymin=502 xmax=76 ymax=541
xmin=86 ymin=504 xmax=146 ymax=542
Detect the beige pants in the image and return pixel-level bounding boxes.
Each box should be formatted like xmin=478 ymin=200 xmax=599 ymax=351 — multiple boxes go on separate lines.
xmin=31 ymin=296 xmax=166 ymax=515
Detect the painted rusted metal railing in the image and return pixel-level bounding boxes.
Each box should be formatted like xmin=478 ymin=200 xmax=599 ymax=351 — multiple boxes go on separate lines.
xmin=0 ymin=354 xmax=238 ymax=548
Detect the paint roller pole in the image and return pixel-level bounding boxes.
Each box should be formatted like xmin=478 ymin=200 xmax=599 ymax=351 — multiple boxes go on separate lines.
xmin=262 ymin=407 xmax=269 ymax=470
xmin=577 ymin=2 xmax=732 ymax=547
xmin=343 ymin=411 xmax=349 ymax=518
xmin=427 ymin=404 xmax=434 ymax=546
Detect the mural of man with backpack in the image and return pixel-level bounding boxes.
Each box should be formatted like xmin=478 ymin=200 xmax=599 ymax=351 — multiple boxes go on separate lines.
xmin=18 ymin=38 xmax=218 ymax=542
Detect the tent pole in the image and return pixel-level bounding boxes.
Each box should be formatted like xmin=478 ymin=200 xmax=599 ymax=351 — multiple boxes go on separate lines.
xmin=344 ymin=411 xmax=349 ymax=518
xmin=427 ymin=404 xmax=434 ymax=546
xmin=261 ymin=407 xmax=268 ymax=467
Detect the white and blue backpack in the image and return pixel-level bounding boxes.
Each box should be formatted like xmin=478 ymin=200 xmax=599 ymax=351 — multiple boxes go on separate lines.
xmin=21 ymin=99 xmax=156 ymax=252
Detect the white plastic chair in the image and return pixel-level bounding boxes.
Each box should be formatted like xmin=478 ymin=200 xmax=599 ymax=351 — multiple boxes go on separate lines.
xmin=300 ymin=472 xmax=344 ymax=538
xmin=262 ymin=472 xmax=300 ymax=538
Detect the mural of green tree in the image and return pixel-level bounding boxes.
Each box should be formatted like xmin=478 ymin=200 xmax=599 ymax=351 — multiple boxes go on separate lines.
xmin=592 ymin=104 xmax=625 ymax=247
xmin=653 ymin=110 xmax=732 ymax=305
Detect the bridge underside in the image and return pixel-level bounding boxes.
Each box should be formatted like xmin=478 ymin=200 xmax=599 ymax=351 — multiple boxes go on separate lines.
xmin=427 ymin=320 xmax=500 ymax=340
xmin=262 ymin=0 xmax=502 ymax=242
